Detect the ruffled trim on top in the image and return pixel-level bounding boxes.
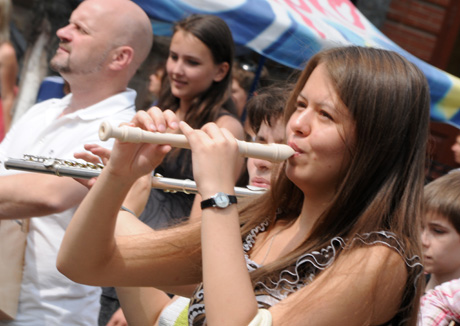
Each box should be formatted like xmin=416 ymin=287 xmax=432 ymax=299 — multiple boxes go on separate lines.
xmin=243 ymin=220 xmax=269 ymax=272
xmin=243 ymin=222 xmax=423 ymax=325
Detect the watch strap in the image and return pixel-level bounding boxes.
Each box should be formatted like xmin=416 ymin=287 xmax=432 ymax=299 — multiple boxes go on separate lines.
xmin=201 ymin=193 xmax=237 ymax=209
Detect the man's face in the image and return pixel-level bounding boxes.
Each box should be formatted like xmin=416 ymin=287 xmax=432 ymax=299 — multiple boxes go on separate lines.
xmin=50 ymin=1 xmax=114 ymax=77
xmin=247 ymin=118 xmax=285 ymax=189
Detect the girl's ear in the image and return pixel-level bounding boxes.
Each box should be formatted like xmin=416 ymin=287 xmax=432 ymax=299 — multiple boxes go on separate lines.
xmin=213 ymin=62 xmax=230 ymax=82
xmin=109 ymin=46 xmax=134 ymax=71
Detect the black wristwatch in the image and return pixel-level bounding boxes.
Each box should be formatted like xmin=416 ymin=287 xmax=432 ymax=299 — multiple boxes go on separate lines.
xmin=201 ymin=192 xmax=237 ymax=209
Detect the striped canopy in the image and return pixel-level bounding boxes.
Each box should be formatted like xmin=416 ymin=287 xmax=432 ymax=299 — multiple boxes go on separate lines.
xmin=134 ymin=0 xmax=460 ymax=127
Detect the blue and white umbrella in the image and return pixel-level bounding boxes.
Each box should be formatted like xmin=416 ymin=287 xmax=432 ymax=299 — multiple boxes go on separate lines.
xmin=134 ymin=0 xmax=460 ymax=127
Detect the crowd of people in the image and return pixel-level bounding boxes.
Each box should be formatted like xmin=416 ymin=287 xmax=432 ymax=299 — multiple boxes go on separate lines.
xmin=1 ymin=0 xmax=460 ymax=325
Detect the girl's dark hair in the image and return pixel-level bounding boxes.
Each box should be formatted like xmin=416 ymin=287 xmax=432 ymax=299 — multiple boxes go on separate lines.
xmin=158 ymin=14 xmax=235 ymax=128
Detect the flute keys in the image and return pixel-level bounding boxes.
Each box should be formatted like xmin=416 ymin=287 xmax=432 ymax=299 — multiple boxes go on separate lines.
xmin=43 ymin=158 xmax=57 ymax=168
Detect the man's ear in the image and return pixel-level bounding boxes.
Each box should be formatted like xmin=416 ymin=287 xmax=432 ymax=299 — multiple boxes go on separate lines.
xmin=109 ymin=46 xmax=134 ymax=71
xmin=213 ymin=62 xmax=230 ymax=82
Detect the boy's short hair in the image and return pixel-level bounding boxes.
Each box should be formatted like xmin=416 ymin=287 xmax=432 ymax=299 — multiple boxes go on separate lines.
xmin=424 ymin=170 xmax=460 ymax=233
xmin=246 ymin=84 xmax=292 ymax=135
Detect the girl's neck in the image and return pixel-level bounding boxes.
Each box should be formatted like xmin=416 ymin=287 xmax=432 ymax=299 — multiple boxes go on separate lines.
xmin=178 ymin=99 xmax=192 ymax=116
xmin=297 ymin=190 xmax=334 ymax=237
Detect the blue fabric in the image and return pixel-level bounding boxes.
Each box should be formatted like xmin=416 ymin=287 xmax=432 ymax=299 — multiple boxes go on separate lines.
xmin=36 ymin=76 xmax=66 ymax=103
xmin=132 ymin=0 xmax=460 ymax=127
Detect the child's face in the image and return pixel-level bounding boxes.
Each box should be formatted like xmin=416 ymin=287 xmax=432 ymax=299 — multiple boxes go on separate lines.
xmin=422 ymin=211 xmax=460 ymax=278
xmin=247 ymin=118 xmax=285 ymax=189
xmin=167 ymin=30 xmax=228 ymax=103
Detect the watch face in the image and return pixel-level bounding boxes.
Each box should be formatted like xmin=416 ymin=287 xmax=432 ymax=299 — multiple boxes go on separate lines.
xmin=214 ymin=192 xmax=230 ymax=208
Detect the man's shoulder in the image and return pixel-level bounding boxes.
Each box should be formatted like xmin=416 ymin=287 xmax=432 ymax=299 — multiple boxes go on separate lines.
xmin=83 ymin=89 xmax=136 ymax=119
xmin=18 ymin=98 xmax=66 ymax=120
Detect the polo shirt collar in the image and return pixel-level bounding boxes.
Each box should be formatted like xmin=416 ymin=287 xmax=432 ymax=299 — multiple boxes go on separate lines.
xmin=60 ymin=88 xmax=136 ymax=120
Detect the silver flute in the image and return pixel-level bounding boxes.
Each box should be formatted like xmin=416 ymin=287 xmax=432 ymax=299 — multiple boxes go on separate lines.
xmin=3 ymin=155 xmax=266 ymax=197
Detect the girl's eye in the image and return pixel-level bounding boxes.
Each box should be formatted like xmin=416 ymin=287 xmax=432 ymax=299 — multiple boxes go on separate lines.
xmin=432 ymin=227 xmax=446 ymax=235
xmin=187 ymin=59 xmax=199 ymax=66
xmin=169 ymin=53 xmax=178 ymax=61
xmin=319 ymin=110 xmax=334 ymax=121
xmin=296 ymin=101 xmax=307 ymax=109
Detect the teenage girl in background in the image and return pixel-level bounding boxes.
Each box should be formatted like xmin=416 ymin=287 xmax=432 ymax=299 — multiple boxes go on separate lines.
xmin=139 ymin=13 xmax=244 ymax=230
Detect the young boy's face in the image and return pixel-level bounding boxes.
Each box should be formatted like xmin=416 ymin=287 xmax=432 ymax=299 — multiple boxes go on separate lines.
xmin=422 ymin=211 xmax=460 ymax=278
xmin=247 ymin=118 xmax=285 ymax=189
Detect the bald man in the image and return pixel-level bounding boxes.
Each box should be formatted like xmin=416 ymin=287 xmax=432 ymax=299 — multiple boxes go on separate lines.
xmin=0 ymin=1 xmax=153 ymax=325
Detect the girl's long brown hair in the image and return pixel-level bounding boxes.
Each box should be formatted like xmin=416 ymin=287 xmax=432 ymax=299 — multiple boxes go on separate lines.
xmin=239 ymin=46 xmax=429 ymax=323
xmin=165 ymin=46 xmax=429 ymax=324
